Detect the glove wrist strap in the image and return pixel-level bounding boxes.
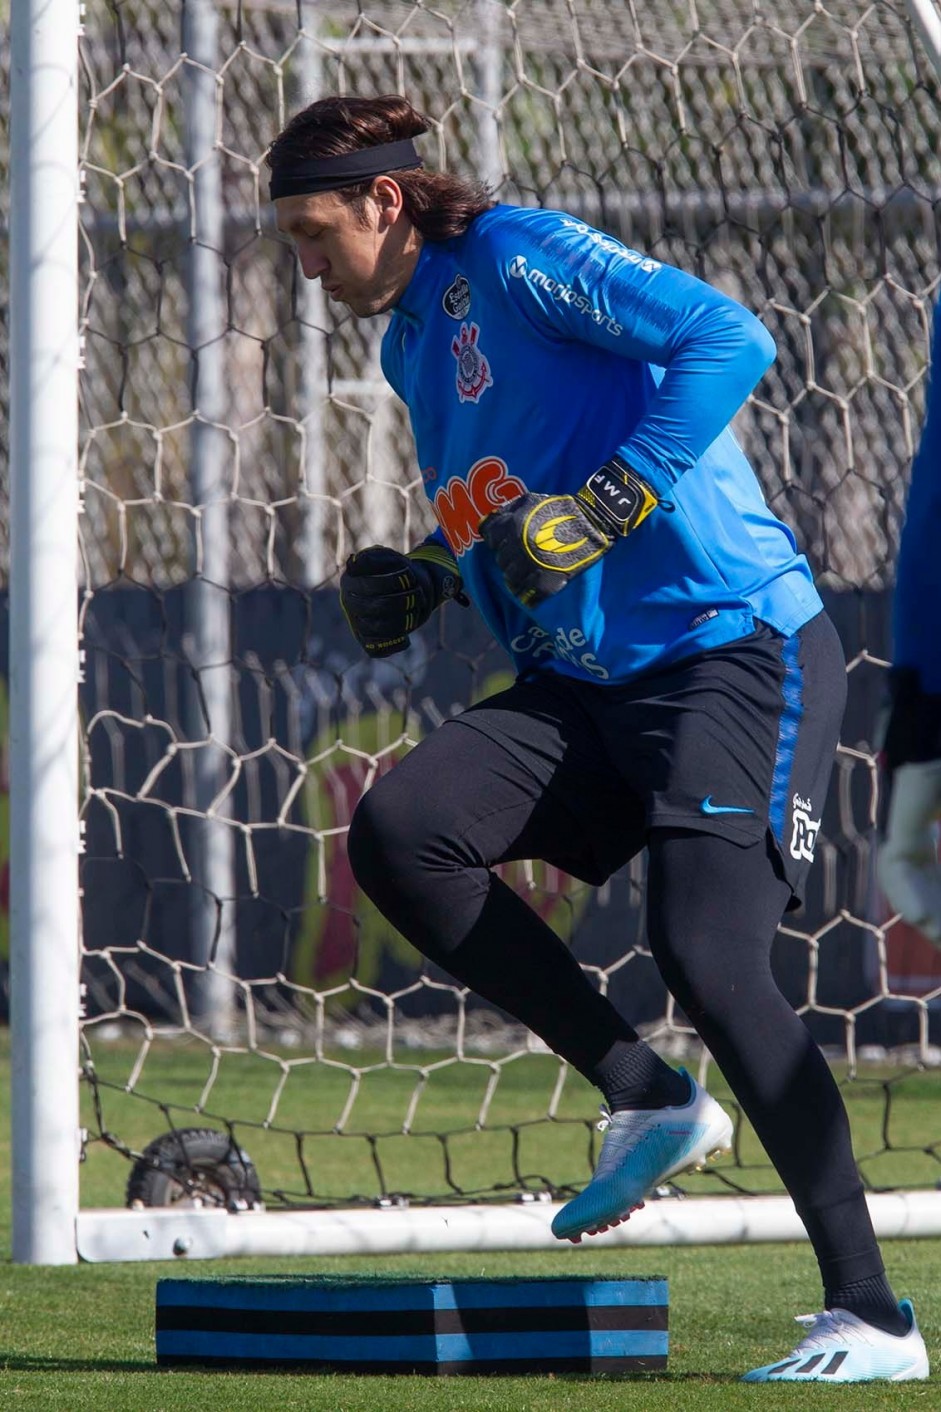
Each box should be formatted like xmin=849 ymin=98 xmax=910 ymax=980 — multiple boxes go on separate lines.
xmin=575 ymin=454 xmax=664 ymax=538
xmin=408 ymin=545 xmax=469 ymax=606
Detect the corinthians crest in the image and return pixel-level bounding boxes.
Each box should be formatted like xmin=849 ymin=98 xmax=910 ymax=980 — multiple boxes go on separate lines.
xmin=452 ymin=321 xmax=493 ymax=404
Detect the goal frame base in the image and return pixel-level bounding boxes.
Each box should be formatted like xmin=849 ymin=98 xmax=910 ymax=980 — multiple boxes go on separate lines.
xmin=74 ymin=1190 xmax=941 ymax=1262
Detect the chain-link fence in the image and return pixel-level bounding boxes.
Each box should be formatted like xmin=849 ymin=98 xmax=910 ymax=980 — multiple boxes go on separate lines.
xmin=5 ymin=1 xmax=941 ymax=1213
xmin=59 ymin=0 xmax=941 ymax=595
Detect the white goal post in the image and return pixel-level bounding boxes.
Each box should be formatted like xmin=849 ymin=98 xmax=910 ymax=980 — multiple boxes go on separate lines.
xmin=9 ymin=0 xmax=82 ymax=1265
xmin=9 ymin=0 xmax=941 ymax=1265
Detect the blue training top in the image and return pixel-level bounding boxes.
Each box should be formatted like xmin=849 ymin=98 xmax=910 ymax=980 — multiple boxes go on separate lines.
xmin=381 ymin=204 xmax=822 ymax=684
xmin=893 ymin=303 xmax=941 ymax=693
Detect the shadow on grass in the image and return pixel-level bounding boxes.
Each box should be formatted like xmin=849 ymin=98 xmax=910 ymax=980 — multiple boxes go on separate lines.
xmin=0 ymin=1359 xmax=745 ymax=1385
xmin=0 ymin=1355 xmax=155 ymax=1373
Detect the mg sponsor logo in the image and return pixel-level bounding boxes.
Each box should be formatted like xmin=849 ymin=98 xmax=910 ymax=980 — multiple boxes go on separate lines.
xmin=433 ymin=456 xmax=525 ymax=555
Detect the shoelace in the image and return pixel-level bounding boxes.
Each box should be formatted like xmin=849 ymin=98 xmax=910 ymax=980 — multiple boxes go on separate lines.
xmin=590 ymin=1105 xmax=661 ymax=1178
xmin=591 ymin=1107 xmax=634 ymax=1176
xmin=596 ymin=1104 xmax=674 ymax=1137
xmin=789 ymin=1311 xmax=875 ymax=1353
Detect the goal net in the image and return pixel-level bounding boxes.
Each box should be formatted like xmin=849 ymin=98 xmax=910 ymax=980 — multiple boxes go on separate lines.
xmin=9 ymin=0 xmax=941 ymax=1260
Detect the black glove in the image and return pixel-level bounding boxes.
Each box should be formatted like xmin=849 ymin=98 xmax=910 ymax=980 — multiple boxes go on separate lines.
xmin=340 ymin=544 xmax=467 ymax=658
xmin=878 ymin=668 xmax=941 ymax=945
xmin=479 ymin=455 xmax=664 ymax=608
xmin=881 ymin=668 xmax=941 ymax=773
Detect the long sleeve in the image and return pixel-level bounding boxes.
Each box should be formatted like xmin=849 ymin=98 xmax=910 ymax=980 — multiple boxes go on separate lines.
xmin=494 ymin=212 xmax=776 ymax=494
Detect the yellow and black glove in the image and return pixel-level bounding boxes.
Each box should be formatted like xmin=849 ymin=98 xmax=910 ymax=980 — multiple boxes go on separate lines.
xmin=479 ymin=455 xmax=664 ymax=608
xmin=340 ymin=543 xmax=468 ymax=659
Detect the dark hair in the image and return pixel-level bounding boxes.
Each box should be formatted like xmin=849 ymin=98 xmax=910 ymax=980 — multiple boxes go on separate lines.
xmin=266 ymin=94 xmax=495 ymax=241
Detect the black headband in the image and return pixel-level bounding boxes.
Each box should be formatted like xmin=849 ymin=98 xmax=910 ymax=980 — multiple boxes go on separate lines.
xmin=268 ymin=139 xmax=423 ymax=200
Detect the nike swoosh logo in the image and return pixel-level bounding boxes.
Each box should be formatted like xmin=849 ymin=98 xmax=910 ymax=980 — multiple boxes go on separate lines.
xmin=533 ymin=515 xmax=588 ymax=556
xmin=700 ymin=796 xmax=755 ymax=816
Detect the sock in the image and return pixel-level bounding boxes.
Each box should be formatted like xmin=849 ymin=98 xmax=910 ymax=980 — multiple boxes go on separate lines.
xmin=825 ymin=1272 xmax=909 ymax=1337
xmin=592 ymin=1039 xmax=692 ymax=1112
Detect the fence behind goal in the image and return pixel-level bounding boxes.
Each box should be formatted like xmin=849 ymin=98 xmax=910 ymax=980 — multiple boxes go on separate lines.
xmin=7 ymin=0 xmax=941 ymax=1262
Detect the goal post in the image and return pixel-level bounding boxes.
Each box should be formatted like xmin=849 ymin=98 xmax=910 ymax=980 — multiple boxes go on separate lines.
xmin=907 ymin=0 xmax=941 ymax=71
xmin=9 ymin=0 xmax=82 ymax=1264
xmin=7 ymin=0 xmax=941 ymax=1265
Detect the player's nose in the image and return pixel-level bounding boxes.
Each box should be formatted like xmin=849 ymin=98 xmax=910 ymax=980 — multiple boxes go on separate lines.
xmin=298 ymin=248 xmax=328 ymax=281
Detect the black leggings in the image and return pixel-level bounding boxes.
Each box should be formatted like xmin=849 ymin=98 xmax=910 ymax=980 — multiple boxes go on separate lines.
xmin=347 ymin=721 xmax=883 ymax=1289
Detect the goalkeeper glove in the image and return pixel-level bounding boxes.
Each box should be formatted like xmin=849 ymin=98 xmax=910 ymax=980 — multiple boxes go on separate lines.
xmin=479 ymin=454 xmax=665 ymax=608
xmin=877 ymin=668 xmax=941 ymax=946
xmin=340 ymin=543 xmax=468 ymax=659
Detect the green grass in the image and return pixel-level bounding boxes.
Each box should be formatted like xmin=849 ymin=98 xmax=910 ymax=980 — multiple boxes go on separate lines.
xmin=1 ymin=1034 xmax=939 ymax=1408
xmin=1 ymin=1245 xmax=938 ymax=1410
xmin=76 ymin=1030 xmax=941 ymax=1208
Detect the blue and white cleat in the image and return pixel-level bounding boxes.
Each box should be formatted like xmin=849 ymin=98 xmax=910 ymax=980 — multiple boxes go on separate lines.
xmin=550 ymin=1069 xmax=733 ymax=1242
xmin=742 ymin=1301 xmax=929 ymax=1382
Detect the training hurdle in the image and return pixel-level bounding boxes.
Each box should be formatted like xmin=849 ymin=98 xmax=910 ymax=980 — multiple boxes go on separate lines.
xmin=155 ymin=1274 xmax=668 ymax=1374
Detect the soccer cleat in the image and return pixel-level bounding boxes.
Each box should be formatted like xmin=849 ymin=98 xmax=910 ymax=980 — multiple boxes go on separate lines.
xmin=550 ymin=1069 xmax=733 ymax=1242
xmin=741 ymin=1301 xmax=929 ymax=1382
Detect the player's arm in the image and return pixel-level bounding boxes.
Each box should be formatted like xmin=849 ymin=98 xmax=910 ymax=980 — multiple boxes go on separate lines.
xmin=340 ymin=535 xmax=468 ymax=659
xmin=342 ymin=330 xmax=469 ymax=659
xmin=480 ymin=215 xmax=775 ymax=605
xmin=502 ymin=214 xmax=775 ymax=488
xmin=877 ymin=306 xmax=941 ymax=945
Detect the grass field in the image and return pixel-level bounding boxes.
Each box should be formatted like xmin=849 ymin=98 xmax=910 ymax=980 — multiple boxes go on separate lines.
xmin=1 ymin=1035 xmax=939 ymax=1409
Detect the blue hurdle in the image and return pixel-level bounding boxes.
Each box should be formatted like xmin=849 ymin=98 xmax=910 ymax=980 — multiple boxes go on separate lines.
xmin=156 ymin=1274 xmax=669 ymax=1374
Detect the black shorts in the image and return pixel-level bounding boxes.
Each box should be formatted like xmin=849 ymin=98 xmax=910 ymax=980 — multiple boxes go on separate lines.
xmin=452 ymin=611 xmax=847 ymax=907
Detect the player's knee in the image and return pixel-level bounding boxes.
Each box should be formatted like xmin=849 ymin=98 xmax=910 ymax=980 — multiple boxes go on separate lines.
xmin=347 ymin=780 xmax=405 ymax=894
xmin=347 ymin=769 xmax=447 ymax=901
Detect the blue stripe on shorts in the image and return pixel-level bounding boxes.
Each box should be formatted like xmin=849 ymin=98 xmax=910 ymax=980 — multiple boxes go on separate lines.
xmin=769 ymin=631 xmax=803 ymax=844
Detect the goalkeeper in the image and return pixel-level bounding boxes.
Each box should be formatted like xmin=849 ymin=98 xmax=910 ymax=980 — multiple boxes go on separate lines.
xmin=878 ymin=303 xmax=941 ymax=945
xmin=267 ymin=94 xmax=928 ymax=1383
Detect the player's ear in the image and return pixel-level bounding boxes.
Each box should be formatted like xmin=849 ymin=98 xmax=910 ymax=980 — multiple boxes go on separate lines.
xmin=372 ymin=175 xmax=404 ymax=229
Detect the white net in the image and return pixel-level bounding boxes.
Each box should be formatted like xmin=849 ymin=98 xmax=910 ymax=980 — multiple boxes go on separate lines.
xmin=36 ymin=0 xmax=941 ymax=1215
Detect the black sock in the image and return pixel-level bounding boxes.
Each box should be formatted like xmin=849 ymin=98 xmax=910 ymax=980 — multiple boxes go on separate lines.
xmin=592 ymin=1039 xmax=692 ymax=1112
xmin=825 ymin=1272 xmax=908 ymax=1337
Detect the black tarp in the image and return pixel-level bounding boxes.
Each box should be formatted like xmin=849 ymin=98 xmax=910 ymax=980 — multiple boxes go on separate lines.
xmin=1 ymin=584 xmax=937 ymax=1045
